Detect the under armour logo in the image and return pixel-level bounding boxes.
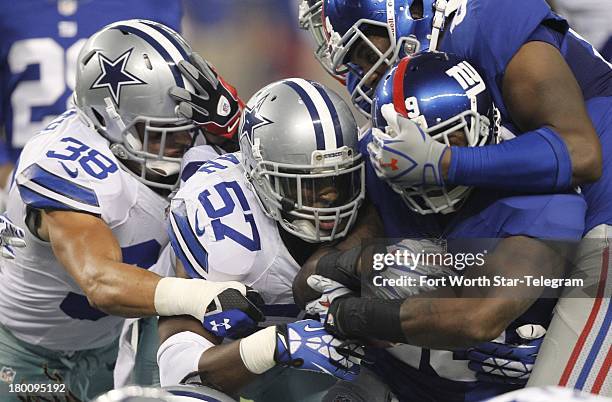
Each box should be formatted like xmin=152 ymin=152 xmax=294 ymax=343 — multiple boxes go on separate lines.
xmin=210 ymin=319 xmax=232 ymax=332
xmin=381 ymin=158 xmax=399 ymax=171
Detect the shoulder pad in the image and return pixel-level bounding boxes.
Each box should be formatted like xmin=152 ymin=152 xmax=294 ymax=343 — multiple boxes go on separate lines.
xmin=16 ymin=117 xmax=135 ymax=224
xmin=169 ymin=157 xmax=262 ymax=281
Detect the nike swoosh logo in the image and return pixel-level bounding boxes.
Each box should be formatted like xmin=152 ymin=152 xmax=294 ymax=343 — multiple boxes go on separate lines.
xmin=227 ymin=117 xmax=240 ymax=133
xmin=59 ymin=162 xmax=78 ymax=178
xmin=303 ymin=325 xmax=322 ymax=332
xmin=194 ymin=210 xmax=206 ymax=236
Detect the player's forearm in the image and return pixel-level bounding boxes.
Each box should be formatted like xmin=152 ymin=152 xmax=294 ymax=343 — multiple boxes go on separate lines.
xmin=158 ymin=315 xmax=259 ymax=392
xmin=81 ymin=258 xmax=161 ymax=316
xmin=293 ymin=203 xmax=382 ymax=307
xmin=329 ymin=295 xmax=527 ymax=349
xmin=197 ymin=341 xmax=257 ymax=392
xmin=398 ymin=297 xmax=513 ymax=349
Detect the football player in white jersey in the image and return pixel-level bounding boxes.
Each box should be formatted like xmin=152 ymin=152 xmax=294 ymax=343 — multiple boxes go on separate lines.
xmin=157 ymin=79 xmax=368 ymax=401
xmin=0 ymin=19 xmax=246 ymax=401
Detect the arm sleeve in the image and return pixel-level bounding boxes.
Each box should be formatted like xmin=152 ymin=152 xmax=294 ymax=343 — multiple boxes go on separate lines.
xmin=447 ymin=126 xmax=573 ymax=192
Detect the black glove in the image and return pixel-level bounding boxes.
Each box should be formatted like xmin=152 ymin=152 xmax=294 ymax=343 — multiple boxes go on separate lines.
xmin=202 ymin=287 xmax=265 ymax=339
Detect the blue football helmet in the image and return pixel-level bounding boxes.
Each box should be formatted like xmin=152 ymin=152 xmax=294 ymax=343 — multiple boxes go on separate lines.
xmin=372 ymin=51 xmax=500 ymax=214
xmin=322 ymin=0 xmax=437 ymax=116
xmin=298 ymin=0 xmax=347 ymax=81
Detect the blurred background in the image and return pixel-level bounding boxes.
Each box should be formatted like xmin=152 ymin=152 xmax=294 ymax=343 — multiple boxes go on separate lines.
xmin=180 ymin=0 xmax=365 ymax=123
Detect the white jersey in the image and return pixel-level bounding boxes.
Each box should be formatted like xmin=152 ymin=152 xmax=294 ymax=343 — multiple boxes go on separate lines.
xmin=0 ymin=110 xmax=169 ymax=351
xmin=485 ymin=386 xmax=612 ymax=402
xmin=168 ymin=152 xmax=301 ymax=321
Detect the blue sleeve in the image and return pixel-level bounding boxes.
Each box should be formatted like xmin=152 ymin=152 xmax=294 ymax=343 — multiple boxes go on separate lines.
xmin=448 ymin=126 xmax=573 ymax=192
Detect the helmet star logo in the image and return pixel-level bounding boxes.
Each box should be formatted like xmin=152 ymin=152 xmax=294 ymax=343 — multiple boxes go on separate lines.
xmin=90 ymin=48 xmax=146 ymax=107
xmin=241 ymin=94 xmax=273 ymax=141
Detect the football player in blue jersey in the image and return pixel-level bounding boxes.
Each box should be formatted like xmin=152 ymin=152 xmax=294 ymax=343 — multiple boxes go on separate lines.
xmin=157 ymin=78 xmax=367 ymax=401
xmin=0 ymin=0 xmax=184 ymax=208
xmin=299 ymin=0 xmax=612 ymax=394
xmin=0 ymin=19 xmax=247 ymax=401
xmin=293 ymin=51 xmax=588 ymax=401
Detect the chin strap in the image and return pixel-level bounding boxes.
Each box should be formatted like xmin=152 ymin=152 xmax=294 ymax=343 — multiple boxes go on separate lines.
xmin=429 ymin=0 xmax=463 ymax=51
xmin=104 ymin=97 xmax=127 ymax=133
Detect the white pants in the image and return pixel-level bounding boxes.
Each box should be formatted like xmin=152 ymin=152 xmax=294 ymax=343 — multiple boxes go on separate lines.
xmin=528 ymin=224 xmax=611 ymax=396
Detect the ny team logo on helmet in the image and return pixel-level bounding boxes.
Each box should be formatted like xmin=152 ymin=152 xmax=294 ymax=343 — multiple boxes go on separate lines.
xmin=74 ymin=19 xmax=202 ymax=191
xmin=239 ymin=78 xmax=365 ymax=243
xmin=321 ymin=0 xmax=437 ymax=116
xmin=372 ymin=51 xmax=500 ymax=215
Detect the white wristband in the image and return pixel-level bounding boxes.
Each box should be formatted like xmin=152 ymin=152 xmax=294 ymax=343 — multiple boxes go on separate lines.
xmin=154 ymin=277 xmax=246 ymax=321
xmin=239 ymin=326 xmax=277 ymax=374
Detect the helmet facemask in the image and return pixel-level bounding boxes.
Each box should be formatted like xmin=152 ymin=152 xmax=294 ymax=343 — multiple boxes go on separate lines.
xmin=299 ymin=0 xmax=347 ymax=80
xmin=86 ymin=99 xmax=202 ymax=191
xmin=325 ymin=8 xmax=424 ymax=117
xmin=247 ymin=144 xmax=365 ymax=243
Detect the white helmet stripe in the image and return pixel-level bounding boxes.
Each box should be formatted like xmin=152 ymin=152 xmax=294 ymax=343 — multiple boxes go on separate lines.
xmin=285 ymin=78 xmax=339 ymax=149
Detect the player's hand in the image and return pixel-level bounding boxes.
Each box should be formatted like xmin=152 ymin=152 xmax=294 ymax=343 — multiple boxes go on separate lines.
xmin=305 ymin=274 xmax=354 ymax=323
xmin=0 ymin=214 xmax=26 ymax=259
xmin=367 ymin=103 xmax=448 ymax=188
xmin=170 ymin=53 xmax=243 ymax=140
xmin=467 ymin=324 xmax=546 ymax=385
xmin=202 ymin=287 xmax=265 ymax=339
xmin=275 ymin=319 xmax=364 ymax=381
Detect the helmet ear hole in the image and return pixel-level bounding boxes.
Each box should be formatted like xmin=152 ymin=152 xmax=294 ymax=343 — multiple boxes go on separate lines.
xmin=409 ymin=0 xmax=424 ymax=19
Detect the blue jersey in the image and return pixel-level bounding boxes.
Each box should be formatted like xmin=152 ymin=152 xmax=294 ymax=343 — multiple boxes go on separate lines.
xmin=436 ymin=0 xmax=612 ymax=232
xmin=359 ymin=132 xmax=587 ymax=401
xmin=0 ymin=0 xmax=182 ymax=163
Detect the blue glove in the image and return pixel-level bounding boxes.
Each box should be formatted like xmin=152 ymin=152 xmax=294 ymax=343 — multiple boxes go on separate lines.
xmin=202 ymin=287 xmax=264 ymax=339
xmin=467 ymin=324 xmax=546 ymax=385
xmin=275 ymin=319 xmax=364 ymax=381
xmin=0 ymin=214 xmax=26 ymax=259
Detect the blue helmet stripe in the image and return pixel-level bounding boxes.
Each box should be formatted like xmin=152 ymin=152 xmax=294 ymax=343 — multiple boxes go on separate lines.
xmin=139 ymin=20 xmax=190 ymax=60
xmin=310 ymin=81 xmax=343 ymax=147
xmin=112 ymin=24 xmax=185 ymax=88
xmin=283 ymin=80 xmax=325 ymax=150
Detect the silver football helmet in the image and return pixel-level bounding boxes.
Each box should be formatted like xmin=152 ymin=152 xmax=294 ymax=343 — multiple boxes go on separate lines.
xmin=74 ymin=19 xmax=203 ymax=191
xmin=239 ymin=78 xmax=365 ymax=242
